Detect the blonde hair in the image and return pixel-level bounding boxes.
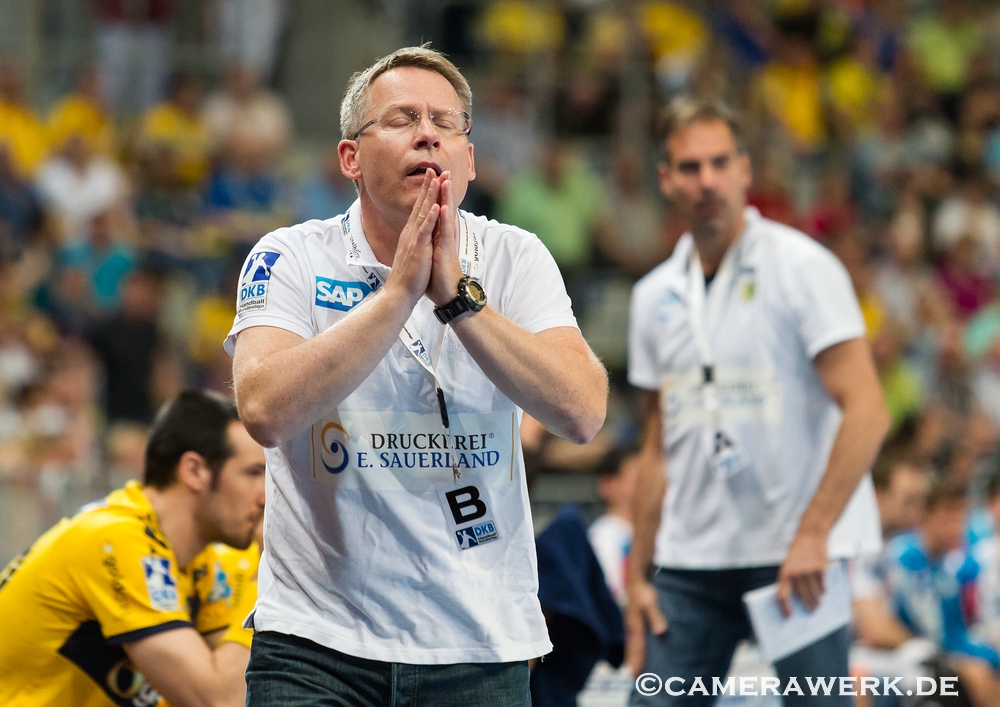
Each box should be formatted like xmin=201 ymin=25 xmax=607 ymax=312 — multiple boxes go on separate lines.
xmin=339 ymin=45 xmax=472 ymax=140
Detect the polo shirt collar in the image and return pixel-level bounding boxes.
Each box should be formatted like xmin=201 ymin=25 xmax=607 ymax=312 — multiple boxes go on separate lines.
xmin=673 ymin=206 xmax=763 ymax=295
xmin=343 ymin=199 xmax=390 ymax=273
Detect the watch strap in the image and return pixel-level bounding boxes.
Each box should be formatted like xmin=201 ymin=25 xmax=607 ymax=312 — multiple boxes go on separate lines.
xmin=434 ymin=296 xmax=471 ymax=324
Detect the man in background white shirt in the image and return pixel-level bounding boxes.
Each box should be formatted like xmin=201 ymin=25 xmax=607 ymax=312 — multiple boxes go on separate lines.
xmin=625 ymin=97 xmax=891 ymax=705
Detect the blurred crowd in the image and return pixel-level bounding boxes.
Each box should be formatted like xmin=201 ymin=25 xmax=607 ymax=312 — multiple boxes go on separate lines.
xmin=0 ymin=1 xmax=313 ymax=556
xmin=7 ymin=0 xmax=1000 ymax=689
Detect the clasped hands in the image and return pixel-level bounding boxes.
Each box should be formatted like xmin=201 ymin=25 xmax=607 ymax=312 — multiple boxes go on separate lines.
xmin=386 ymin=169 xmax=465 ymax=310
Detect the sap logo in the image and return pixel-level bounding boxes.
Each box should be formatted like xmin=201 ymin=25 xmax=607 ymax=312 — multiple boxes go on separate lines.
xmin=315 ymin=277 xmax=372 ymax=311
xmin=243 ymin=251 xmax=280 ymax=284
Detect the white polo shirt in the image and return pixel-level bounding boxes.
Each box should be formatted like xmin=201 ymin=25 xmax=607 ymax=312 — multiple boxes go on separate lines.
xmin=628 ymin=207 xmax=881 ymax=570
xmin=225 ymin=200 xmax=576 ymax=663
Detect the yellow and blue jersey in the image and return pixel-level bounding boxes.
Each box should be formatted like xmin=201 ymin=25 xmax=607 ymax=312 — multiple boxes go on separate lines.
xmin=0 ymin=482 xmax=234 ymax=707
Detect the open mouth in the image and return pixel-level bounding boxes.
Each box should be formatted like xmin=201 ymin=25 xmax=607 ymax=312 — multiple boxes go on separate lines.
xmin=407 ymin=162 xmax=442 ymax=177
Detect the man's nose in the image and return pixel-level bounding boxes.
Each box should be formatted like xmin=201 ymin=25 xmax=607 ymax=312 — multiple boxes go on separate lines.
xmin=413 ymin=114 xmax=442 ymax=149
xmin=697 ymin=163 xmax=718 ymax=191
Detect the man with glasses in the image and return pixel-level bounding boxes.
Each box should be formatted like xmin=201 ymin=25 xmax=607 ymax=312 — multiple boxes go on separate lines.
xmin=227 ymin=46 xmax=608 ymax=706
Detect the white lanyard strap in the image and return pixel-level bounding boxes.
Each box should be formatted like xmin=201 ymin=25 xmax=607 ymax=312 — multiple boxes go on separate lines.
xmin=687 ymin=241 xmax=741 ymax=422
xmin=687 ymin=244 xmax=739 ymax=368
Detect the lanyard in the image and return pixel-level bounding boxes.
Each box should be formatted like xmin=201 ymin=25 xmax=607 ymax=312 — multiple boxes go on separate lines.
xmin=340 ymin=210 xmax=480 ymax=480
xmin=687 ymin=239 xmax=741 ymax=424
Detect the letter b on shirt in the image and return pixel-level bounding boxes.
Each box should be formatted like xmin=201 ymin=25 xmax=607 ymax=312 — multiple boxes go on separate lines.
xmin=445 ymin=487 xmax=487 ymax=524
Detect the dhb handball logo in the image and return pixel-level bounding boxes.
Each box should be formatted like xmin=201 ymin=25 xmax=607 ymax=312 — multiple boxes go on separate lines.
xmin=320 ymin=422 xmax=350 ymax=474
xmin=455 ymin=521 xmax=499 ymax=550
xmin=141 ymin=556 xmax=179 ymax=611
xmin=243 ymin=251 xmax=280 ymax=283
xmin=239 ymin=251 xmax=280 ymax=314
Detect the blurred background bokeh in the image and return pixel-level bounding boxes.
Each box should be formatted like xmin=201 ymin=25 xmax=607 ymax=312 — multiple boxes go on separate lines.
xmin=2 ymin=0 xmax=1000 ymax=572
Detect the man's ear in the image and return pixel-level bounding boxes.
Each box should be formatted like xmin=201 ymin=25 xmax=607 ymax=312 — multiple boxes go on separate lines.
xmin=339 ymin=139 xmax=362 ymax=181
xmin=176 ymin=451 xmax=212 ymax=493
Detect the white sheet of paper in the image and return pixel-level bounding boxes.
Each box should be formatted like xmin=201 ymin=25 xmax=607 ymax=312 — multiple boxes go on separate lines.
xmin=742 ymin=562 xmax=852 ymax=664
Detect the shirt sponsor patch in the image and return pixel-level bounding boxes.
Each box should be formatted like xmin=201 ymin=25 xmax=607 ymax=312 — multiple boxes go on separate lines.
xmin=141 ymin=556 xmax=179 ymax=612
xmin=315 ymin=277 xmax=373 ymax=311
xmin=238 ymin=251 xmax=280 ymax=314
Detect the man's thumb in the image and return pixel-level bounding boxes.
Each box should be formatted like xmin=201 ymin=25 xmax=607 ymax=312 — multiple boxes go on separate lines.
xmin=647 ymin=605 xmax=668 ymax=636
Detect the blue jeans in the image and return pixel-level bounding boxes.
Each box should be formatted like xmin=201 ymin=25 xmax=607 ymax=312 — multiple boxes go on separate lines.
xmin=246 ymin=631 xmax=531 ymax=707
xmin=630 ymin=566 xmax=852 ymax=706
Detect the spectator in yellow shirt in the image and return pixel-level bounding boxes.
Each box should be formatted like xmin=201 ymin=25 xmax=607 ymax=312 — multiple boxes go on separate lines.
xmin=756 ymin=31 xmax=826 ymax=154
xmin=48 ymin=68 xmax=117 ymax=157
xmin=0 ymin=60 xmax=49 ymax=178
xmin=138 ymin=73 xmax=211 ymax=187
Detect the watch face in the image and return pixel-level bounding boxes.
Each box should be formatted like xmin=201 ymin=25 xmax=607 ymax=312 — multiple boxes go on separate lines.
xmin=466 ymin=279 xmax=487 ymax=305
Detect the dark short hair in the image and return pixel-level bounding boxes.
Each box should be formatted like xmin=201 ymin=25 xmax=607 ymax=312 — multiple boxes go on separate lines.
xmin=925 ymin=477 xmax=968 ymax=511
xmin=872 ymin=451 xmax=923 ymax=492
xmin=143 ymin=390 xmax=240 ymax=490
xmin=595 ymin=445 xmax=639 ymax=479
xmin=656 ymin=96 xmax=745 ymax=163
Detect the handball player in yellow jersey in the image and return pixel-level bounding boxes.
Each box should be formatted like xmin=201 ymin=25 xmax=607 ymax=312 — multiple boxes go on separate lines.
xmin=0 ymin=390 xmax=265 ymax=707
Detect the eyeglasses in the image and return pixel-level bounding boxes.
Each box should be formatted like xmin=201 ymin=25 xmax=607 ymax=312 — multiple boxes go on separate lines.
xmin=352 ymin=107 xmax=473 ymax=141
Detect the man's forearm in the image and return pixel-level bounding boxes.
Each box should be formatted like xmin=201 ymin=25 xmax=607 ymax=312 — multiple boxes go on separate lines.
xmin=234 ymin=285 xmax=416 ymax=447
xmin=627 ymin=462 xmax=665 ymax=588
xmin=796 ymin=394 xmax=890 ymax=538
xmin=211 ymin=642 xmax=251 ymax=707
xmin=450 ymin=309 xmax=607 ymax=443
xmin=796 ymin=339 xmax=891 ymax=539
xmin=853 ymin=598 xmax=912 ymax=649
xmin=627 ymin=395 xmax=667 ymax=587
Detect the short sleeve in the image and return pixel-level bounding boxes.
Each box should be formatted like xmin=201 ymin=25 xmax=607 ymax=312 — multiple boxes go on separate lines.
xmin=224 ymin=230 xmax=315 ymax=356
xmin=499 ymin=231 xmax=578 ymax=335
xmin=627 ymin=280 xmax=661 ymax=391
xmin=72 ymin=522 xmax=192 ymax=645
xmin=779 ymin=241 xmax=865 ymax=359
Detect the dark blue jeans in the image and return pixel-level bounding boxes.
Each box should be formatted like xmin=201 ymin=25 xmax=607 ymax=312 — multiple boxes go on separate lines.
xmin=246 ymin=630 xmax=531 ymax=707
xmin=630 ymin=566 xmax=852 ymax=706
